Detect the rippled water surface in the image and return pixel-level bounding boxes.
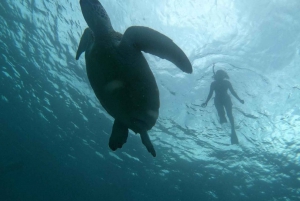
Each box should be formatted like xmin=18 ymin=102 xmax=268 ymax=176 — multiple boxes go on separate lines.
xmin=0 ymin=0 xmax=300 ymax=200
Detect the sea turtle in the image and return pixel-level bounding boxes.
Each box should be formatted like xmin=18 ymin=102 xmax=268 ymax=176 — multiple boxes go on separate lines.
xmin=76 ymin=0 xmax=192 ymax=157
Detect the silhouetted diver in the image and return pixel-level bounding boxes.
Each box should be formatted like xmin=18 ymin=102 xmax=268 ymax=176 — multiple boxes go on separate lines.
xmin=201 ymin=64 xmax=244 ymax=144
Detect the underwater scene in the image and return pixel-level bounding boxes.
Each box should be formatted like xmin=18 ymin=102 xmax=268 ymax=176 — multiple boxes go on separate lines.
xmin=0 ymin=0 xmax=300 ymax=200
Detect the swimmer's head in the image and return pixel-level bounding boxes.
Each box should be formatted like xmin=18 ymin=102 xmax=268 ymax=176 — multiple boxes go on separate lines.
xmin=214 ymin=70 xmax=229 ymax=80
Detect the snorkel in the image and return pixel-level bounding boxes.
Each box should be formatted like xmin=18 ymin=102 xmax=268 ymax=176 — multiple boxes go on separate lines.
xmin=212 ymin=63 xmax=216 ymax=79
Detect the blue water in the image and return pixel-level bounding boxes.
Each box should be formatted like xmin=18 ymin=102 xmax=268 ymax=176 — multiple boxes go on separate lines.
xmin=1 ymin=0 xmax=300 ymax=200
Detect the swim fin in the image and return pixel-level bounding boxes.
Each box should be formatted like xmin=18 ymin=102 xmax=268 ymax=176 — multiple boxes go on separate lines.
xmin=220 ymin=116 xmax=228 ymax=124
xmin=231 ymin=129 xmax=239 ymax=144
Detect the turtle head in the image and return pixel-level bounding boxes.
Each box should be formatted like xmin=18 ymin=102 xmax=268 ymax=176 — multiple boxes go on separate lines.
xmin=80 ymin=0 xmax=113 ymax=33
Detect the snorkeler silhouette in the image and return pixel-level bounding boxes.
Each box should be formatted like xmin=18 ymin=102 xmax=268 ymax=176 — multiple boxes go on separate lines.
xmin=201 ymin=64 xmax=244 ymax=144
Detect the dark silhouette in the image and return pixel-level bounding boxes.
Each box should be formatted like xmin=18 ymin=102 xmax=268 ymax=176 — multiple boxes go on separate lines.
xmin=201 ymin=64 xmax=244 ymax=144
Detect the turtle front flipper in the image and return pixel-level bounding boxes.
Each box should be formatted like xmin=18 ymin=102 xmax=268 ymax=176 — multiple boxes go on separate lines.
xmin=119 ymin=26 xmax=192 ymax=74
xmin=140 ymin=131 xmax=156 ymax=157
xmin=109 ymin=120 xmax=129 ymax=151
xmin=76 ymin=28 xmax=93 ymax=60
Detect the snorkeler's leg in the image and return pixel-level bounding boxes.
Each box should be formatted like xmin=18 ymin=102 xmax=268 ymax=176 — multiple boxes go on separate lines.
xmin=214 ymin=98 xmax=227 ymax=124
xmin=224 ymin=100 xmax=239 ymax=144
xmin=225 ymin=101 xmax=234 ymax=129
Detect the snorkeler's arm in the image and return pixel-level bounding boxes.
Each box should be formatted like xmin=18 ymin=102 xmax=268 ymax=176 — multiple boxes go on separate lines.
xmin=201 ymin=83 xmax=214 ymax=107
xmin=228 ymin=82 xmax=244 ymax=104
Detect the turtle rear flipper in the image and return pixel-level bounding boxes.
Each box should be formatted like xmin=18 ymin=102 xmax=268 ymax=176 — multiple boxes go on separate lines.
xmin=119 ymin=26 xmax=192 ymax=74
xmin=76 ymin=28 xmax=93 ymax=60
xmin=140 ymin=131 xmax=156 ymax=157
xmin=109 ymin=120 xmax=129 ymax=151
